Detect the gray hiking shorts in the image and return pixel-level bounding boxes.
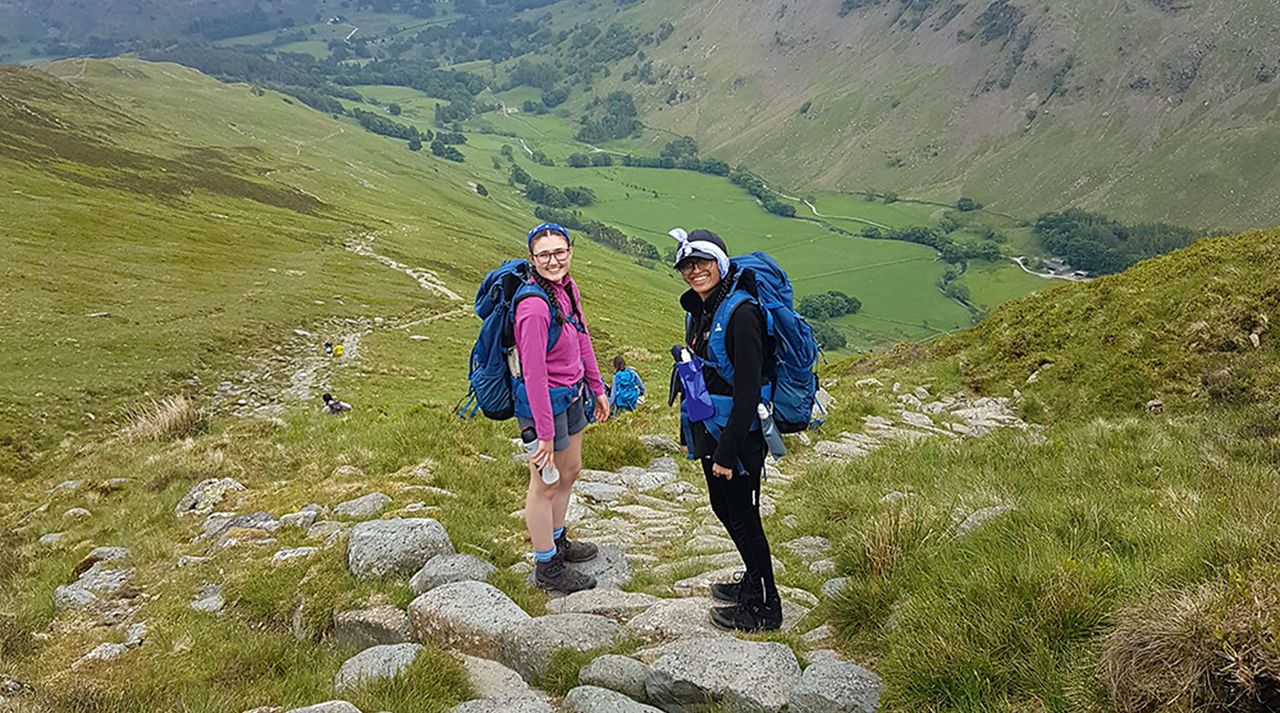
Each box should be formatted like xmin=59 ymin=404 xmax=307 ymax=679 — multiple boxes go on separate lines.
xmin=518 ymin=398 xmax=587 ymax=452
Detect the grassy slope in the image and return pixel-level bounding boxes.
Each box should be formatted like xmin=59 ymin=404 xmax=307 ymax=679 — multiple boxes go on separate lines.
xmin=598 ymin=0 xmax=1280 ymax=232
xmin=782 ymin=231 xmax=1280 ymax=710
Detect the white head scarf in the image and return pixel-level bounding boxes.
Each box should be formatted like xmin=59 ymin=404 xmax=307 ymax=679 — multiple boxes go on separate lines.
xmin=668 ymin=228 xmax=730 ymax=279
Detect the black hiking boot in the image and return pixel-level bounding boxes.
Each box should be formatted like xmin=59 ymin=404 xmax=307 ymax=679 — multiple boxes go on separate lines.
xmin=709 ymin=599 xmax=783 ymax=633
xmin=554 ymin=529 xmax=599 ymax=563
xmin=534 ymin=555 xmax=596 ymax=594
xmin=710 ymin=571 xmax=748 ymax=604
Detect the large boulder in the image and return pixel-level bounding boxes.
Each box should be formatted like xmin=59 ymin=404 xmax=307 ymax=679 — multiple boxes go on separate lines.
xmin=564 ymin=686 xmax=664 ymax=713
xmin=346 ymin=518 xmax=453 ymax=580
xmin=334 ymin=493 xmax=392 ymax=520
xmin=333 ymin=643 xmax=422 ymax=692
xmin=498 ymin=614 xmax=624 ymax=682
xmin=175 ymin=478 xmax=246 ymax=518
xmin=408 ymin=581 xmax=530 ymax=659
xmin=625 ymin=598 xmax=726 ymax=642
xmin=578 ymin=654 xmax=648 ymax=701
xmin=546 ymin=589 xmax=660 ymax=622
xmin=644 ymin=638 xmax=801 ymax=713
xmin=410 ymin=553 xmax=497 ymax=594
xmin=334 ymin=605 xmax=413 ymax=651
xmin=789 ymin=659 xmax=883 ymax=713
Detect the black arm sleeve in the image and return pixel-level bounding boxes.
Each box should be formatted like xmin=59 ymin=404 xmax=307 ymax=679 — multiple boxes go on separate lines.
xmin=713 ymin=303 xmax=765 ymax=469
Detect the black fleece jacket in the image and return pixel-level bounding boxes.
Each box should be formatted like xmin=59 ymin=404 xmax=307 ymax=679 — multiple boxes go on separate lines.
xmin=678 ymin=269 xmax=767 ymax=470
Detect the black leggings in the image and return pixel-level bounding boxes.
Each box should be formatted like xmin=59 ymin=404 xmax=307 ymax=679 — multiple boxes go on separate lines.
xmin=702 ymin=435 xmax=779 ymax=604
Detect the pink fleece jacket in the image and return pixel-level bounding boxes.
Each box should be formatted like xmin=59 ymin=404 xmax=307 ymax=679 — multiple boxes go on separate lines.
xmin=514 ymin=276 xmax=606 ymax=441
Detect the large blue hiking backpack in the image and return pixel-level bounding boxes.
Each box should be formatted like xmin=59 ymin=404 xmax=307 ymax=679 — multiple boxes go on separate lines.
xmin=612 ymin=369 xmax=642 ymax=410
xmin=456 ymin=259 xmax=582 ymax=420
xmin=699 ymin=252 xmax=823 ymax=432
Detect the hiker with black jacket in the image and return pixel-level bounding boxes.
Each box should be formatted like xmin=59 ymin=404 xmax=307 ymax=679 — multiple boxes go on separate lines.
xmin=671 ymin=228 xmax=783 ymax=632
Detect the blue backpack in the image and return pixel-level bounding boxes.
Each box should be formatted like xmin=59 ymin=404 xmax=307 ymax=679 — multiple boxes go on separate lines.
xmin=456 ymin=259 xmax=583 ymax=420
xmin=697 ymin=252 xmax=823 ymax=432
xmin=612 ymin=369 xmax=642 ymax=409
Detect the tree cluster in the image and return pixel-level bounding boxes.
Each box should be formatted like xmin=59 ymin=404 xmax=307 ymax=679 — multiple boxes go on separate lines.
xmin=798 ymin=291 xmax=862 ymax=320
xmin=1034 ymin=209 xmax=1197 ymax=275
xmin=729 ymin=167 xmax=796 ymax=217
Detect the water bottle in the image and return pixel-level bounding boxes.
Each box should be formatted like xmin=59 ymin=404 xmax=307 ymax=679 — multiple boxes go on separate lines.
xmin=521 ymin=426 xmax=560 ymax=485
xmin=757 ymin=404 xmax=787 ymax=461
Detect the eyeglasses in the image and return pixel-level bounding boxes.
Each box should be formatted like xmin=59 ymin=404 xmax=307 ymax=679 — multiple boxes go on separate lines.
xmin=532 ymin=247 xmax=572 ymax=265
xmin=679 ymin=258 xmax=715 ymax=275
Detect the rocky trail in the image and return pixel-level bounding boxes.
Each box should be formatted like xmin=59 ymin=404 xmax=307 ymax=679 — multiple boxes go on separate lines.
xmin=21 ymin=378 xmax=1037 ymax=712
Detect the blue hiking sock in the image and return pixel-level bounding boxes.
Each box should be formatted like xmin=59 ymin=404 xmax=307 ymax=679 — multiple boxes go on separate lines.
xmin=552 ymin=526 xmax=565 ymax=540
xmin=535 ymin=545 xmax=558 ymax=563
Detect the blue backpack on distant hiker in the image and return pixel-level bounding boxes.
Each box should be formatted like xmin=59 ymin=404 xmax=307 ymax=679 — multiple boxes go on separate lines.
xmin=611 ymin=369 xmax=643 ymax=410
xmin=456 ymin=259 xmax=584 ymax=420
xmin=689 ymin=252 xmax=823 ymax=434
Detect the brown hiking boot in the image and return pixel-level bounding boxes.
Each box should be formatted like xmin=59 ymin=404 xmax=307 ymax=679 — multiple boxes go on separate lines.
xmin=535 ymin=556 xmax=597 ymax=594
xmin=555 ymin=529 xmax=599 ymax=563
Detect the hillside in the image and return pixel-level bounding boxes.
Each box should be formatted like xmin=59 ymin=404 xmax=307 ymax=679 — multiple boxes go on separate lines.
xmin=580 ymin=0 xmax=1280 ymax=231
xmin=1 ymin=56 xmax=1279 ymax=713
xmin=6 ymin=0 xmax=1280 ymax=232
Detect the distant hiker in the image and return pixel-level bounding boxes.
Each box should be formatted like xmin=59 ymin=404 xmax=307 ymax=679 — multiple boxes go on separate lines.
xmin=669 ymin=227 xmax=821 ymax=632
xmin=512 ymin=223 xmax=610 ymax=593
xmin=324 ymin=342 xmax=334 ymax=356
xmin=322 ymin=393 xmax=351 ymax=414
xmin=609 ymin=355 xmax=645 ymax=412
xmin=333 ymin=343 xmax=344 ymax=358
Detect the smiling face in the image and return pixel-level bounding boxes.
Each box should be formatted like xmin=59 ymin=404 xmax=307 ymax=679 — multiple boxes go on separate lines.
xmin=680 ymin=257 xmax=721 ymax=299
xmin=529 ymin=231 xmax=572 ymax=282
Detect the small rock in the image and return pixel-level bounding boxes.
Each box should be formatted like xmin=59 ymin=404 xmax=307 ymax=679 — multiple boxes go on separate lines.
xmin=809 ymin=559 xmax=836 ymax=576
xmin=802 ymin=624 xmax=835 ymax=646
xmin=281 ymin=510 xmax=320 ymax=529
xmin=272 ymin=547 xmax=319 ymax=566
xmin=452 ymin=699 xmax=553 ymax=713
xmin=39 ymin=532 xmax=65 ymax=545
xmin=879 ymin=491 xmax=912 ymax=504
xmin=821 ymin=578 xmax=850 ymax=600
xmin=407 ymin=581 xmax=531 ymax=659
xmin=191 ymin=583 xmax=225 ymax=613
xmin=790 ymin=659 xmax=883 ymax=713
xmin=1145 ymin=399 xmax=1164 ymax=414
xmin=176 ymin=478 xmax=247 ymax=518
xmin=639 ymin=435 xmax=681 ymax=452
xmin=458 ymin=654 xmax=542 ymax=701
xmin=332 ymin=465 xmax=364 ymax=478
xmin=124 ymin=621 xmax=148 ymax=648
xmin=178 ymin=555 xmax=211 ymax=568
xmin=347 ymin=518 xmax=453 ymax=580
xmin=308 ymin=520 xmax=348 ymax=543
xmin=578 ymin=655 xmax=648 ymax=701
xmin=781 ymin=536 xmax=830 ymax=561
xmin=284 ymin=702 xmax=363 ymax=713
xmin=564 ymin=685 xmax=663 ymax=712
xmin=644 ymin=638 xmax=800 ymax=713
xmin=74 ymin=546 xmax=130 ymax=575
xmin=954 ymin=505 xmax=1013 ymax=538
xmin=334 ymin=643 xmax=423 ymax=692
xmin=575 ymin=482 xmax=628 ymax=504
xmin=72 ymin=642 xmax=129 ymax=669
xmin=335 ymin=493 xmax=391 ymax=520
xmin=63 ymin=507 xmax=92 ymax=520
xmin=498 ymin=614 xmax=624 ymax=682
xmin=410 ymin=554 xmax=497 ymax=594
xmin=335 ymin=605 xmax=413 ymax=651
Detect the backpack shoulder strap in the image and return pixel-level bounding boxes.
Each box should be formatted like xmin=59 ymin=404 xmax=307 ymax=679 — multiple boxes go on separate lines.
xmin=512 ymin=281 xmax=563 ymax=351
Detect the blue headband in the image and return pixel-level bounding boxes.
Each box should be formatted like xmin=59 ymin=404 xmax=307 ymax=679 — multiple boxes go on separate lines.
xmin=527 ymin=222 xmax=570 ymax=248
